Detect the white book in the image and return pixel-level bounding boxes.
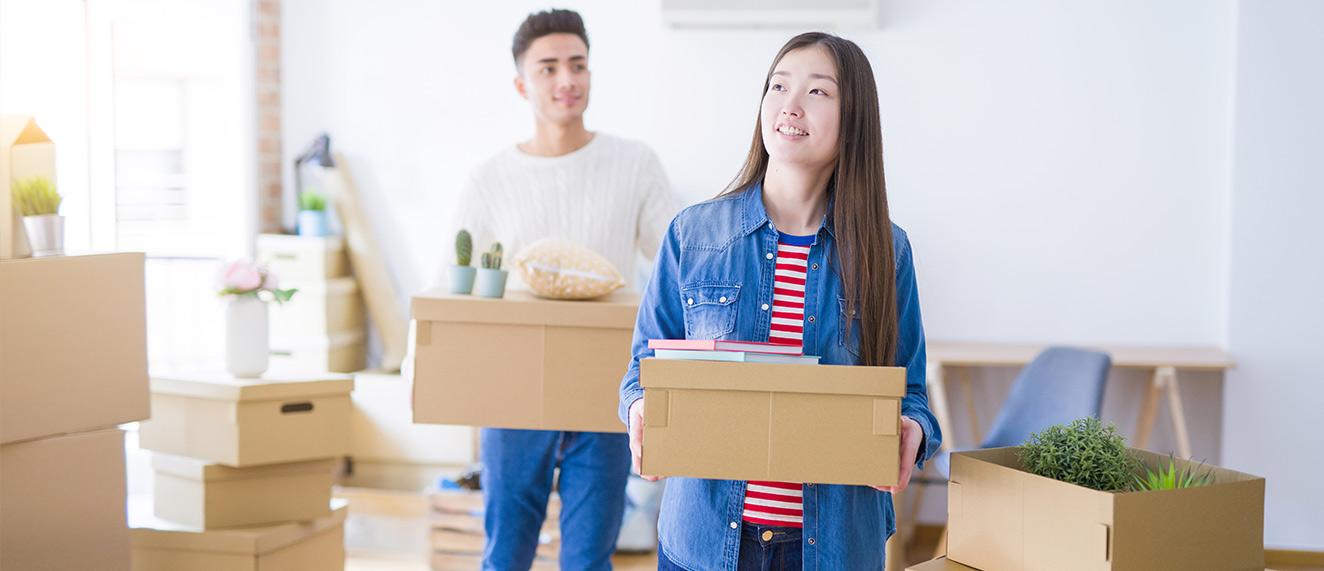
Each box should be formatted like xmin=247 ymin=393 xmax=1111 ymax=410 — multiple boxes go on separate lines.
xmin=652 ymin=349 xmax=820 ymax=365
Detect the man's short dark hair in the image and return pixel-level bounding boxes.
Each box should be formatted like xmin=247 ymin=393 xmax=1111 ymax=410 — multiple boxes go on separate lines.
xmin=512 ymin=9 xmax=589 ymax=69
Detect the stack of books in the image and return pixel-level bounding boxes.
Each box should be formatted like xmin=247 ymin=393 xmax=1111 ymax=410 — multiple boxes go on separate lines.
xmin=647 ymin=339 xmax=820 ymax=365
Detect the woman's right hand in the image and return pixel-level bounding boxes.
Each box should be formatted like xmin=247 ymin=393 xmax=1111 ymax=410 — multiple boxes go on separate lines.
xmin=628 ymin=398 xmax=664 ymax=481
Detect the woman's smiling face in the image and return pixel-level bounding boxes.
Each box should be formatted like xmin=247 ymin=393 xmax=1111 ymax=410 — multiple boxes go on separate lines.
xmin=760 ymin=45 xmax=841 ymax=173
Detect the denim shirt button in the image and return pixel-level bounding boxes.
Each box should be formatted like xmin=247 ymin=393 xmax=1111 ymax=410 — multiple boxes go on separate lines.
xmin=730 ymin=521 xmax=738 ymax=529
xmin=811 ymin=263 xmax=819 ymax=270
xmin=807 ymin=483 xmax=814 ymax=487
xmin=761 ymin=303 xmax=770 ymax=311
xmin=808 ymin=315 xmax=816 ymax=323
xmin=808 ymin=538 xmax=817 ymax=545
xmin=719 ymin=296 xmax=727 ymax=303
xmin=687 ymin=298 xmax=694 ymax=305
xmin=766 ymin=252 xmax=774 ymax=260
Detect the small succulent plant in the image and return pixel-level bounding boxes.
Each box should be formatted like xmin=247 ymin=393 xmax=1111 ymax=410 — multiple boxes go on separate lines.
xmin=1017 ymin=417 xmax=1139 ymax=492
xmin=1131 ymin=453 xmax=1215 ymax=492
xmin=455 ymin=229 xmax=472 ymax=266
xmin=298 ymin=189 xmax=326 ymax=211
xmin=480 ymin=242 xmax=503 ymax=270
xmin=11 ymin=175 xmax=61 ymax=216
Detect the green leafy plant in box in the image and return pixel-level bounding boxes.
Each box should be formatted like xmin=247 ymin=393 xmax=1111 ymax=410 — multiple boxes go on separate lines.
xmin=1131 ymin=453 xmax=1215 ymax=492
xmin=1017 ymin=417 xmax=1139 ymax=492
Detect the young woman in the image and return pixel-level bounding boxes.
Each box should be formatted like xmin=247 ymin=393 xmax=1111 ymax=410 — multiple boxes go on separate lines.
xmin=617 ymin=32 xmax=942 ymax=570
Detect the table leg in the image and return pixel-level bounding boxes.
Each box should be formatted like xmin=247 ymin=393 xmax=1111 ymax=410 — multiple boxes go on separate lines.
xmin=958 ymin=367 xmax=981 ymax=445
xmin=886 ymin=486 xmax=908 ymax=571
xmin=927 ymin=361 xmax=954 ymax=452
xmin=1161 ymin=366 xmax=1193 ymax=458
xmin=1133 ymin=367 xmax=1164 ymax=450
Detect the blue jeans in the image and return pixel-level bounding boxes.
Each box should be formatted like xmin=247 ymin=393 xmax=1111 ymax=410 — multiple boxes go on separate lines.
xmin=658 ymin=523 xmax=803 ymax=571
xmin=480 ymin=427 xmax=630 ymax=571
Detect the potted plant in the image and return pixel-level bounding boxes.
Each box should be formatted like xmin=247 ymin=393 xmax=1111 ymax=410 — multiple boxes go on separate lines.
xmin=216 ymin=260 xmax=297 ymax=378
xmin=449 ymin=229 xmax=476 ymax=294
xmin=12 ymin=175 xmax=63 ymax=256
xmin=474 ymin=241 xmax=508 ymax=298
xmin=296 ymin=189 xmax=329 ymax=237
xmin=1017 ymin=416 xmax=1138 ymax=492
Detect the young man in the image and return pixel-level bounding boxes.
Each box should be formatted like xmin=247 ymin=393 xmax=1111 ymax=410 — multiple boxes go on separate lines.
xmin=448 ymin=9 xmax=677 ymax=571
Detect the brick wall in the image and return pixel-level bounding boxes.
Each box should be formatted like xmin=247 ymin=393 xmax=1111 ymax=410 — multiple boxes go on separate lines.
xmin=255 ymin=0 xmax=282 ymax=233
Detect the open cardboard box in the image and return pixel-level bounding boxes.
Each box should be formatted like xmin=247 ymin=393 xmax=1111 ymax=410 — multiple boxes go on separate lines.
xmin=412 ymin=290 xmax=639 ymax=433
xmin=947 ymin=446 xmax=1265 ymax=571
xmin=907 ymin=556 xmax=978 ymax=570
xmin=639 ymin=358 xmax=906 ymax=486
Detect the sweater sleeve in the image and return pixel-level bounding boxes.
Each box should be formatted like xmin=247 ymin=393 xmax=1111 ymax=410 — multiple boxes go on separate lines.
xmin=635 ymin=148 xmax=680 ymax=263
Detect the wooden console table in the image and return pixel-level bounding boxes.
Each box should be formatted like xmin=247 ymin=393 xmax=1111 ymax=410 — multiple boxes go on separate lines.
xmin=925 ymin=341 xmax=1236 ymax=458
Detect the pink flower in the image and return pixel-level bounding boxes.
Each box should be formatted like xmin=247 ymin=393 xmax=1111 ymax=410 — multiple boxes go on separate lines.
xmin=262 ymin=271 xmax=279 ymax=291
xmin=220 ymin=261 xmax=263 ymax=293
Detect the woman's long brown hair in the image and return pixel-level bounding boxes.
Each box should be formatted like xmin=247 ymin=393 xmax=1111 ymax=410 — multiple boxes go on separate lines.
xmin=720 ymin=32 xmax=898 ymax=367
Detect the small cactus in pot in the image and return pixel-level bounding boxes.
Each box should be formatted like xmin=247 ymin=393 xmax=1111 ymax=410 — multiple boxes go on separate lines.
xmin=448 ymin=229 xmax=477 ymax=294
xmin=475 ymin=241 xmax=508 ymax=298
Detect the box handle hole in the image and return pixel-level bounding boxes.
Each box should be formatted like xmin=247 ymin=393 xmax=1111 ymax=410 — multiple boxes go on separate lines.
xmin=282 ymin=402 xmax=314 ymax=414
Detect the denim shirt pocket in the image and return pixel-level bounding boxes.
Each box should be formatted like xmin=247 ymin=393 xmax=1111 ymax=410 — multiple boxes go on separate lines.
xmin=837 ymin=296 xmax=862 ymax=359
xmin=680 ymin=283 xmax=740 ymax=339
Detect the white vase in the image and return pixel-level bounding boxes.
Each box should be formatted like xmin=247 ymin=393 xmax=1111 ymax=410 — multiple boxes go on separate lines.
xmin=225 ymin=297 xmax=270 ymax=378
xmin=22 ymin=214 xmax=64 ymax=256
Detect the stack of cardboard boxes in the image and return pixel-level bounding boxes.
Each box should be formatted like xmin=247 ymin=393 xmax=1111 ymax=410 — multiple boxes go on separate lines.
xmin=256 ymin=233 xmax=366 ymax=373
xmin=130 ymin=371 xmax=354 ymax=570
xmin=0 ymin=253 xmax=149 ymax=571
xmin=427 ymin=488 xmax=561 ymax=570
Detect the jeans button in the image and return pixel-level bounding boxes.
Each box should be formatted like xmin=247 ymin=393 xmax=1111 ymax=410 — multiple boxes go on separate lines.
xmin=762 ymin=530 xmax=773 ymax=541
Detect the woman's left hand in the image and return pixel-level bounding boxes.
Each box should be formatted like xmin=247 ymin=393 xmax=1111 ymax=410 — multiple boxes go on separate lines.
xmin=870 ymin=415 xmax=922 ymax=493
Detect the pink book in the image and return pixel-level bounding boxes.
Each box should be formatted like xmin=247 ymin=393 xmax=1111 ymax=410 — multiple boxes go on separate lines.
xmin=647 ymin=339 xmax=803 ymax=355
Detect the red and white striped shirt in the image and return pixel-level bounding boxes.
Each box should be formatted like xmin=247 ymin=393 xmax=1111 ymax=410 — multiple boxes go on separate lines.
xmin=742 ymin=234 xmax=813 ymax=527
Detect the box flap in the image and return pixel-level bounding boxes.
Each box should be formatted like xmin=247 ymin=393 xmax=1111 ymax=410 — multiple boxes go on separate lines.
xmin=130 ymin=498 xmax=347 ymax=554
xmin=906 ymin=556 xmax=980 ymax=571
xmin=151 ymin=452 xmax=337 ymax=481
xmin=640 ymin=358 xmax=906 ymax=397
xmin=149 ymin=371 xmax=354 ymax=401
xmin=411 ymin=289 xmax=640 ymax=329
xmin=255 ymin=233 xmax=344 ymax=253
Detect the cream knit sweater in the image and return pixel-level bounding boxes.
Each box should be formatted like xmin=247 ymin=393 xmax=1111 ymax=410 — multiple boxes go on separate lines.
xmin=443 ymin=133 xmax=678 ymax=291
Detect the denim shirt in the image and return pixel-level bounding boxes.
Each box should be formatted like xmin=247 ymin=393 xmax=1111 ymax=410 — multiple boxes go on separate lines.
xmin=618 ymin=182 xmax=942 ymax=571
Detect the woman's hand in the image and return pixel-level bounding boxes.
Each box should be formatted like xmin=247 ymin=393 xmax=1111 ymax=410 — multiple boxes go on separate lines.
xmin=628 ymin=398 xmax=665 ymax=481
xmin=871 ymin=415 xmax=923 ymax=493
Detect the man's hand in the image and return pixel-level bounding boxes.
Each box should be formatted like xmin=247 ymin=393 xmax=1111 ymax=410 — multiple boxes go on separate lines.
xmin=871 ymin=416 xmax=923 ymax=493
xmin=628 ymin=398 xmax=664 ymax=482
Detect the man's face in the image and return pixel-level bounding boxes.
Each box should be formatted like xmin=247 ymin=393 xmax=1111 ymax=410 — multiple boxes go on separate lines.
xmin=515 ymin=33 xmax=591 ymax=125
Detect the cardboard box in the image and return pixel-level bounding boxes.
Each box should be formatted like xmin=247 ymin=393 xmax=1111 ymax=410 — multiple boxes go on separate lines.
xmin=130 ymin=499 xmax=347 ymax=571
xmin=269 ymin=330 xmax=367 ymax=374
xmin=152 ymin=453 xmax=336 ymax=529
xmin=139 ymin=371 xmax=354 ymax=467
xmin=639 ymin=358 xmax=906 ymax=486
xmin=344 ymin=372 xmax=476 ymax=489
xmin=270 ymin=277 xmax=365 ymax=337
xmin=412 ymin=290 xmax=639 ymax=433
xmin=947 ymin=447 xmax=1265 ymax=571
xmin=0 ymin=252 xmax=148 ymax=444
xmin=0 ymin=429 xmax=131 ymax=571
xmin=907 ymin=556 xmax=978 ymax=570
xmin=255 ymin=233 xmax=348 ymax=280
xmin=1 ymin=114 xmax=54 ymax=259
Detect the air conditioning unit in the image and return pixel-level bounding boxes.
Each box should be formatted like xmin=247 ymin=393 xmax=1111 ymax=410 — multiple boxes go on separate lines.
xmin=661 ymin=0 xmax=880 ymax=29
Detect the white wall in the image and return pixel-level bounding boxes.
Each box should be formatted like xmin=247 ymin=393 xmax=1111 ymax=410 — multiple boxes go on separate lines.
xmin=1225 ymin=0 xmax=1324 ymax=551
xmin=281 ymin=0 xmax=1324 ymax=543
